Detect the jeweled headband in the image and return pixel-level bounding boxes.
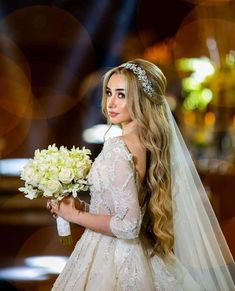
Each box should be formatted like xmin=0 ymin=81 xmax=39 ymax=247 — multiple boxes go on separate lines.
xmin=119 ymin=63 xmax=154 ymax=97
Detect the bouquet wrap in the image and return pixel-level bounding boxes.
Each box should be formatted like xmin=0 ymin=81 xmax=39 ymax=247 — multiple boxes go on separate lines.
xmin=56 ymin=216 xmax=73 ymax=245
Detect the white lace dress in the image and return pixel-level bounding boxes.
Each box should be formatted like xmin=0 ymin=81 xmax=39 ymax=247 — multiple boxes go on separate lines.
xmin=52 ymin=137 xmax=201 ymax=291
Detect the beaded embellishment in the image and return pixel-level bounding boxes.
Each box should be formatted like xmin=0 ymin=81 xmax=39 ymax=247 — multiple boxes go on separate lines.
xmin=120 ymin=63 xmax=154 ymax=97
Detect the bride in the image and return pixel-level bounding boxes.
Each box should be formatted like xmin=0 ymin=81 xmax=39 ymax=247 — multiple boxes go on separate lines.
xmin=48 ymin=59 xmax=235 ymax=290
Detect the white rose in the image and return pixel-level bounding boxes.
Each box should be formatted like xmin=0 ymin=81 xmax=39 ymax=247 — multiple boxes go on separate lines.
xmin=59 ymin=168 xmax=74 ymax=184
xmin=21 ymin=163 xmax=34 ymax=181
xmin=49 ymin=165 xmax=59 ymax=175
xmin=75 ymin=166 xmax=86 ymax=179
xmin=43 ymin=180 xmax=62 ymax=197
xmin=21 ymin=166 xmax=41 ymax=186
xmin=28 ymin=172 xmax=42 ymax=187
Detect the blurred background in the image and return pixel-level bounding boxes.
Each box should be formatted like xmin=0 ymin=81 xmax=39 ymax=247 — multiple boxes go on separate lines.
xmin=0 ymin=0 xmax=235 ymax=290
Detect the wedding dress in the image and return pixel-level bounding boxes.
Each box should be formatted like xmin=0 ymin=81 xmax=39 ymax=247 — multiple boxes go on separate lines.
xmin=52 ymin=136 xmax=204 ymax=291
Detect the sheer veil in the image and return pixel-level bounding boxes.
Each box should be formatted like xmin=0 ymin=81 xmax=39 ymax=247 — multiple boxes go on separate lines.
xmin=163 ymin=98 xmax=235 ymax=290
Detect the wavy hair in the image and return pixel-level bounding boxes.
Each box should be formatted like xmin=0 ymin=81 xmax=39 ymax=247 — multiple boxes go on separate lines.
xmin=102 ymin=59 xmax=173 ymax=257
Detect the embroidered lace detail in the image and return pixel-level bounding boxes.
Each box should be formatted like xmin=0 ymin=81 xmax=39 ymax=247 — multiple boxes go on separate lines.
xmin=51 ymin=136 xmax=185 ymax=291
xmin=87 ymin=136 xmax=142 ymax=239
xmin=150 ymin=255 xmax=184 ymax=291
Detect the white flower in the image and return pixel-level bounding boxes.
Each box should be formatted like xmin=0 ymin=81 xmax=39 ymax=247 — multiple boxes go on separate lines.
xmin=74 ymin=165 xmax=86 ymax=180
xmin=19 ymin=144 xmax=92 ymax=201
xmin=59 ymin=168 xmax=74 ymax=184
xmin=19 ymin=185 xmax=39 ymax=200
xmin=43 ymin=179 xmax=62 ymax=197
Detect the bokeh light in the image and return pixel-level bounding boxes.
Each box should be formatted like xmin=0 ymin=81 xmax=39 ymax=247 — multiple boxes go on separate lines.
xmin=0 ymin=5 xmax=95 ymax=119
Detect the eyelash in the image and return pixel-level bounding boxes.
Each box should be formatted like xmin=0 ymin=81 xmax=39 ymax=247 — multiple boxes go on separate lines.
xmin=118 ymin=93 xmax=125 ymax=99
xmin=106 ymin=91 xmax=125 ymax=99
xmin=106 ymin=90 xmax=112 ymax=97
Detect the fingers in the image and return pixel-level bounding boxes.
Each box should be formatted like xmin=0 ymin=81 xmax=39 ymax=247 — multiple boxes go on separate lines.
xmin=50 ymin=200 xmax=58 ymax=212
xmin=46 ymin=200 xmax=51 ymax=209
xmin=50 ymin=207 xmax=58 ymax=219
xmin=47 ymin=199 xmax=58 ymax=219
xmin=52 ymin=213 xmax=58 ymax=219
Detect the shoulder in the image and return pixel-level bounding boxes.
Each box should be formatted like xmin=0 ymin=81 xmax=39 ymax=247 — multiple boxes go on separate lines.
xmin=119 ymin=135 xmax=144 ymax=160
xmin=103 ymin=136 xmax=133 ymax=162
xmin=119 ymin=135 xmax=146 ymax=182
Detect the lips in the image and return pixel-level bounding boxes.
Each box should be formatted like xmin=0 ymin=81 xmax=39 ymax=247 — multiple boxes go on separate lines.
xmin=108 ymin=112 xmax=119 ymax=117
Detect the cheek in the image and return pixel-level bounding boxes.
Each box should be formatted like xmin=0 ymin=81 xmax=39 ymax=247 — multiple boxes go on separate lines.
xmin=105 ymin=99 xmax=109 ymax=111
xmin=121 ymin=104 xmax=131 ymax=118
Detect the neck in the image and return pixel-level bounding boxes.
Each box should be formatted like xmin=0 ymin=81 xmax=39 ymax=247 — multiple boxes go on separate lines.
xmin=121 ymin=120 xmax=138 ymax=136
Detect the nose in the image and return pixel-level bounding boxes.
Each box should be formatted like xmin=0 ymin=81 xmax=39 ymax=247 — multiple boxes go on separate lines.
xmin=107 ymin=95 xmax=116 ymax=108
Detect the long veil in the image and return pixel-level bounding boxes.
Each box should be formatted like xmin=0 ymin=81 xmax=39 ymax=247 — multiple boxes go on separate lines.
xmin=164 ymin=98 xmax=235 ymax=290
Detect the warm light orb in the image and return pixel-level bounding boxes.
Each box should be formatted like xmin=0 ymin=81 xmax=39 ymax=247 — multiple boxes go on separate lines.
xmin=204 ymin=111 xmax=216 ymax=126
xmin=0 ymin=5 xmax=95 ymax=119
xmin=183 ymin=111 xmax=196 ymax=125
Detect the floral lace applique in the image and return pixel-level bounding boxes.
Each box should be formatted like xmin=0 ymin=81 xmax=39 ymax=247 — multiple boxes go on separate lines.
xmin=87 ymin=137 xmax=142 ymax=239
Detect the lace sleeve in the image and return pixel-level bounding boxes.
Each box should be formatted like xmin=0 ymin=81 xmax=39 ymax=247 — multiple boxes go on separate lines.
xmin=108 ymin=147 xmax=142 ymax=239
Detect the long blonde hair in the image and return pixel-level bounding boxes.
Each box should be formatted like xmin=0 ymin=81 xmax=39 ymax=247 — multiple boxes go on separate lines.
xmin=102 ymin=59 xmax=173 ymax=257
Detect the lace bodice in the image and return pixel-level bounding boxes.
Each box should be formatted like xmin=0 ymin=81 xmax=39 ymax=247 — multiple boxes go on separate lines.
xmin=88 ymin=136 xmax=142 ymax=239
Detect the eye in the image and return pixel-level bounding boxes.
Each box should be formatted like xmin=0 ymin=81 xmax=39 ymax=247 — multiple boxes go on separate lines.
xmin=106 ymin=90 xmax=112 ymax=97
xmin=118 ymin=92 xmax=125 ymax=99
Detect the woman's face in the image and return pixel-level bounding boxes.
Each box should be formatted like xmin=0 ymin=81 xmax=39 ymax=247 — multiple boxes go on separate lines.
xmin=106 ymin=73 xmax=132 ymax=125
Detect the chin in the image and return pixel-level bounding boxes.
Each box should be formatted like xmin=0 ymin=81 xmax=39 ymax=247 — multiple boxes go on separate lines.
xmin=109 ymin=120 xmax=121 ymax=125
xmin=109 ymin=116 xmax=131 ymax=125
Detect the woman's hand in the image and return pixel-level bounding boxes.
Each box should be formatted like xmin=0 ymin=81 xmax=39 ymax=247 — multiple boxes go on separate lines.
xmin=47 ymin=197 xmax=113 ymax=236
xmin=47 ymin=197 xmax=80 ymax=222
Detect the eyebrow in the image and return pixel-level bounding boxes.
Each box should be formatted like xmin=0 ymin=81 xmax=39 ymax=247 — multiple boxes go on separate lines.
xmin=106 ymin=86 xmax=125 ymax=91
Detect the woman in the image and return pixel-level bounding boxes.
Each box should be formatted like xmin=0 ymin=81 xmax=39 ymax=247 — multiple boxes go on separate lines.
xmin=48 ymin=59 xmax=235 ymax=290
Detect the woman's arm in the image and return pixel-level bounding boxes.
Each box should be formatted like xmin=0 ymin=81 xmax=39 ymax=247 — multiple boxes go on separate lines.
xmin=49 ymin=197 xmax=114 ymax=237
xmin=49 ymin=143 xmax=142 ymax=239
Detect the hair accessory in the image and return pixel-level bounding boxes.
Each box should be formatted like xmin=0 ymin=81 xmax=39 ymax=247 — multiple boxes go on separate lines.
xmin=120 ymin=63 xmax=154 ymax=97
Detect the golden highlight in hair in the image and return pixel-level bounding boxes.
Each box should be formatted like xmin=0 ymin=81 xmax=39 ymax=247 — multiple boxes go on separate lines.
xmin=102 ymin=59 xmax=173 ymax=257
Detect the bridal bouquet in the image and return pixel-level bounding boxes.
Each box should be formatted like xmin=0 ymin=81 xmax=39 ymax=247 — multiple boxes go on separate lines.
xmin=19 ymin=144 xmax=92 ymax=244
